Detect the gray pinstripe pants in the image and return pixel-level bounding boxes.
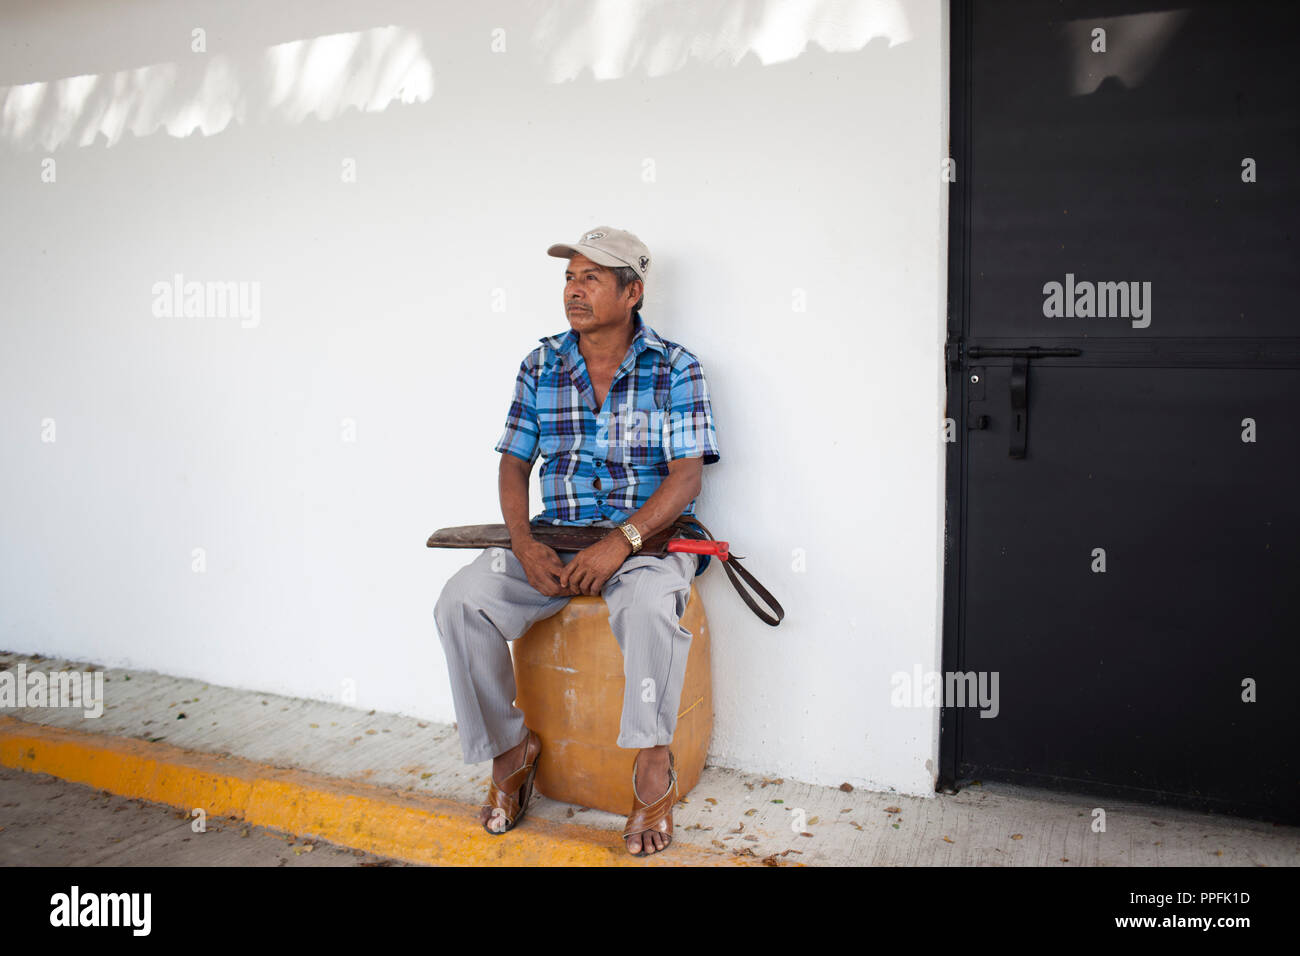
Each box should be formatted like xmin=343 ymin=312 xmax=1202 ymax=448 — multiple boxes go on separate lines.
xmin=433 ymin=529 xmax=700 ymax=765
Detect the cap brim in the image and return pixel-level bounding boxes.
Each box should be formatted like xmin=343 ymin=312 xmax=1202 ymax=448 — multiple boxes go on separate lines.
xmin=547 ymin=242 xmax=626 ymax=269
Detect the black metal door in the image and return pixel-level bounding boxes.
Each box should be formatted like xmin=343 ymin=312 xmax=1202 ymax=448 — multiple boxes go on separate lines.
xmin=942 ymin=0 xmax=1300 ymax=822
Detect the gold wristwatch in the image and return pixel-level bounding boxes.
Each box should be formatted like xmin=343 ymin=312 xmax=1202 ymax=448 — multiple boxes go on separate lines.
xmin=618 ymin=520 xmax=643 ymax=554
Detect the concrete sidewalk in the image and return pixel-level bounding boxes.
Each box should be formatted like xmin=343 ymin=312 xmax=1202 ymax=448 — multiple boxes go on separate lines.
xmin=1 ymin=650 xmax=1294 ymax=866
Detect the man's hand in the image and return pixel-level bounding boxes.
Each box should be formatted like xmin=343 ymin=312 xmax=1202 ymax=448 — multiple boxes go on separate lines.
xmin=512 ymin=536 xmax=571 ymax=597
xmin=558 ymin=532 xmax=633 ymax=595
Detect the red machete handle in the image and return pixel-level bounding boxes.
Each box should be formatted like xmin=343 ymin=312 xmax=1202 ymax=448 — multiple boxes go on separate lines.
xmin=668 ymin=538 xmax=729 ymax=560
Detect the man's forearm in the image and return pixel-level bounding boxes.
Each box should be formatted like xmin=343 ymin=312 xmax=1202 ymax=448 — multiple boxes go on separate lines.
xmin=498 ymin=455 xmax=535 ymax=544
xmin=622 ymin=468 xmax=701 ymax=542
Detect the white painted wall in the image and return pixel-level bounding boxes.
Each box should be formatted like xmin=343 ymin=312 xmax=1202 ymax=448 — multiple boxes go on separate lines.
xmin=0 ymin=0 xmax=949 ymax=796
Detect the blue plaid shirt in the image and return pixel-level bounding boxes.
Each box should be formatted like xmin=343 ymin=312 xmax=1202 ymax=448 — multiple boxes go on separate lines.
xmin=495 ymin=314 xmax=720 ymax=571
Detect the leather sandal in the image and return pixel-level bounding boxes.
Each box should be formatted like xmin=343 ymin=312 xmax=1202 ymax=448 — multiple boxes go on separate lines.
xmin=481 ymin=728 xmax=541 ymax=835
xmin=623 ymin=750 xmax=677 ymax=855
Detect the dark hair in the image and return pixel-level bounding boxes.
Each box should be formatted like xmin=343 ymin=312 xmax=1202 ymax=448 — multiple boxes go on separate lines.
xmin=610 ymin=265 xmax=645 ymax=319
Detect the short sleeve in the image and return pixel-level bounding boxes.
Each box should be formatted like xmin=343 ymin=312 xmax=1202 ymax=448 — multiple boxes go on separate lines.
xmin=494 ymin=357 xmax=540 ymax=464
xmin=663 ymin=356 xmax=720 ymax=464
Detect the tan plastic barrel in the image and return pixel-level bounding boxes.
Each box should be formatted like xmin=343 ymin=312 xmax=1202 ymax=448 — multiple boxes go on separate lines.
xmin=511 ymin=588 xmax=712 ymax=816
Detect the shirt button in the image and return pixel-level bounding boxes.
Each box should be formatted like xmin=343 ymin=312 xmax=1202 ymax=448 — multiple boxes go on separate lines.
xmin=597 ymin=498 xmax=605 ymax=506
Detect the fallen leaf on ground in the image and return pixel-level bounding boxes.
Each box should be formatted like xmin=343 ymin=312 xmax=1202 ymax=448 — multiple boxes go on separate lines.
xmin=884 ymin=806 xmax=901 ymax=814
xmin=744 ymin=808 xmax=757 ymax=816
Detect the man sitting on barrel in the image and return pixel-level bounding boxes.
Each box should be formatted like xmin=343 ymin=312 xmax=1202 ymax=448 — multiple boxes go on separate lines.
xmin=433 ymin=226 xmax=720 ymax=855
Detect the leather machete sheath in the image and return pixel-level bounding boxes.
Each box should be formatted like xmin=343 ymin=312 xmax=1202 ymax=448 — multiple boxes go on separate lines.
xmin=425 ymin=514 xmax=785 ymax=626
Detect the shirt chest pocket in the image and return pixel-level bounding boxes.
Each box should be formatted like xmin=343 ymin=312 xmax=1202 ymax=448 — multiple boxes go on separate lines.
xmin=604 ymin=376 xmax=670 ymax=466
xmin=535 ymin=371 xmax=583 ymax=459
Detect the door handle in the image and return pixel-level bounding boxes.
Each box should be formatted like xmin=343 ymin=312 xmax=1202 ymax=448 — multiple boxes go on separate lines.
xmin=967 ymin=347 xmax=1082 ymax=458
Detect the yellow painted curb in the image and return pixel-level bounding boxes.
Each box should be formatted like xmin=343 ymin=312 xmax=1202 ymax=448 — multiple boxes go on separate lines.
xmin=0 ymin=716 xmax=764 ymax=866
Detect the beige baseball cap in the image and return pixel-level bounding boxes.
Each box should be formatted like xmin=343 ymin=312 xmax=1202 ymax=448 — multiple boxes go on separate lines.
xmin=547 ymin=226 xmax=651 ymax=283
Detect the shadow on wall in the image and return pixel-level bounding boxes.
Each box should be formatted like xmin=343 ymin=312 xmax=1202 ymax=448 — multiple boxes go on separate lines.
xmin=0 ymin=25 xmax=435 ymax=151
xmin=534 ymin=0 xmax=912 ymax=82
xmin=0 ymin=0 xmax=913 ymax=152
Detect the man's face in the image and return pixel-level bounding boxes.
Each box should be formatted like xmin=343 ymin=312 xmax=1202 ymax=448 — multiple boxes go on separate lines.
xmin=564 ymin=252 xmax=639 ymax=335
